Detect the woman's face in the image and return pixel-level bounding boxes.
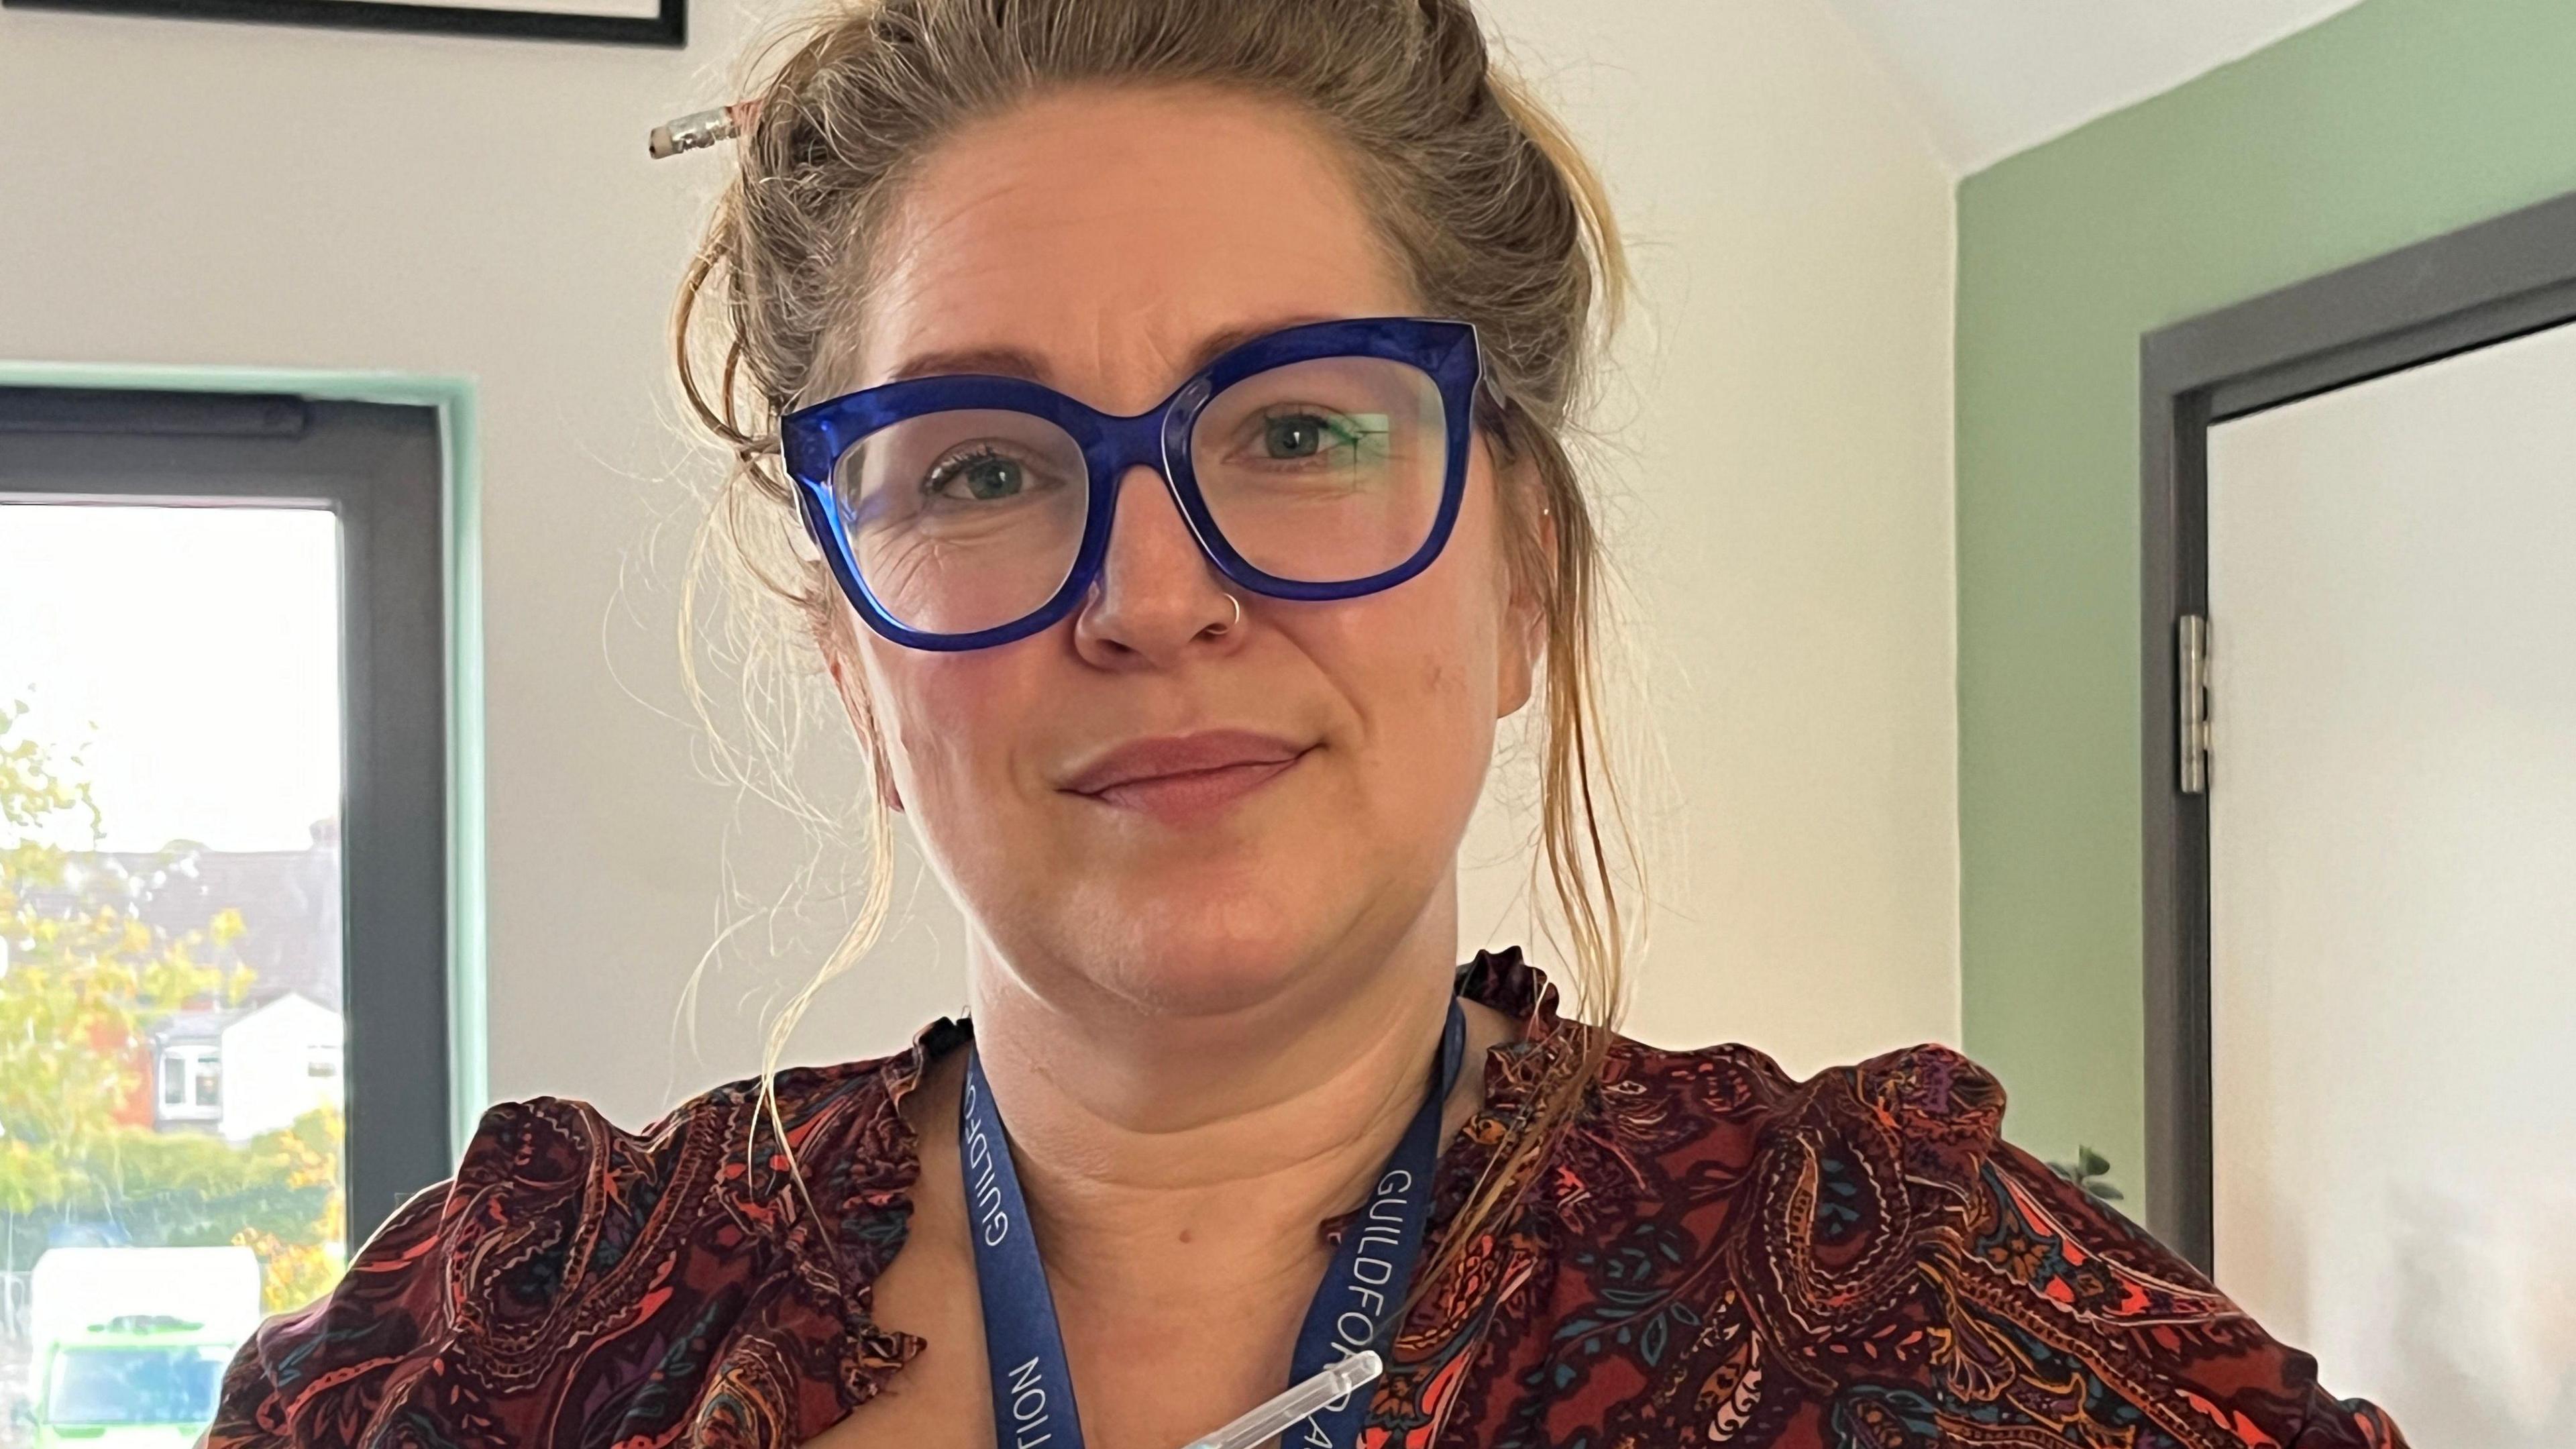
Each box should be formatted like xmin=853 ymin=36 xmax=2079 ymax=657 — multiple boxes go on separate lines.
xmin=835 ymin=85 xmax=1539 ymax=1019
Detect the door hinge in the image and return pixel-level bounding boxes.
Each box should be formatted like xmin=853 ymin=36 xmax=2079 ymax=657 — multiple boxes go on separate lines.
xmin=2178 ymin=613 xmax=2211 ymax=796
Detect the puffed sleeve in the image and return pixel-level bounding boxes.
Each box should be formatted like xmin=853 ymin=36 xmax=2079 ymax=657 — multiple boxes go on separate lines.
xmin=203 ymin=1061 xmax=927 ymax=1448
xmin=1822 ymin=1045 xmax=2410 ymax=1448
xmin=203 ymin=1173 xmax=462 ymax=1446
xmin=203 ymin=1093 xmax=688 ymax=1446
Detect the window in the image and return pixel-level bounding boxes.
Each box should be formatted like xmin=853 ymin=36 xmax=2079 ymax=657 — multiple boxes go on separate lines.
xmin=1 ymin=387 xmax=451 ymax=1438
xmin=157 ymin=1046 xmax=224 ymax=1120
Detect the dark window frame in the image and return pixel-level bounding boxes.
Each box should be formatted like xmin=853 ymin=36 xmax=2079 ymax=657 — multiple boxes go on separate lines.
xmin=2138 ymin=188 xmax=2576 ymax=1271
xmin=0 ymin=388 xmax=453 ymax=1240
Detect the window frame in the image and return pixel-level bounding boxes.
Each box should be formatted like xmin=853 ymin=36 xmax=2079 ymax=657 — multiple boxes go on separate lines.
xmin=158 ymin=1045 xmax=223 ymax=1118
xmin=0 ymin=388 xmax=453 ymax=1240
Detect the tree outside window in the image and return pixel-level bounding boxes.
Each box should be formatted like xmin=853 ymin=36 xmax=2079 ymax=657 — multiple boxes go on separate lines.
xmin=0 ymin=700 xmax=347 ymax=1320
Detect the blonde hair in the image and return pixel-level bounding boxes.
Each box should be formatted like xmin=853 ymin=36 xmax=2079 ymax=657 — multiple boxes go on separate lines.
xmin=672 ymin=0 xmax=1640 ymax=1303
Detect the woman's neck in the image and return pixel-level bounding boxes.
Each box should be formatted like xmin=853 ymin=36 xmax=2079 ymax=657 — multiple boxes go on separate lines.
xmin=961 ymin=908 xmax=1470 ymax=1318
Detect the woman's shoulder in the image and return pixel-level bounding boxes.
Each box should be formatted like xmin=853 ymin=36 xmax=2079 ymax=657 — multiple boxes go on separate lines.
xmin=1607 ymin=1028 xmax=2024 ymax=1221
xmin=1442 ymin=955 xmax=2396 ymax=1445
xmin=445 ymin=1037 xmax=930 ymax=1309
xmin=1572 ymin=1024 xmax=2233 ymax=1335
xmin=1515 ymin=1020 xmax=2406 ymax=1448
xmin=206 ymin=1027 xmax=955 ymax=1448
xmin=1572 ymin=1022 xmax=2037 ymax=1295
xmin=432 ymin=1036 xmax=936 ymax=1311
xmin=1607 ymin=1028 xmax=2002 ymax=1169
xmin=1467 ymin=949 xmax=2019 ymax=1212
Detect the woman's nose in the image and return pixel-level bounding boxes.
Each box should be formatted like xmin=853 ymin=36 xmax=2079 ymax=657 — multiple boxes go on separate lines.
xmin=1072 ymin=464 xmax=1244 ymax=667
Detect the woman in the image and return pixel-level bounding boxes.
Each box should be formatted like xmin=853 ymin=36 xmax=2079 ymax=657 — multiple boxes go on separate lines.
xmin=210 ymin=2 xmax=2406 ymax=1446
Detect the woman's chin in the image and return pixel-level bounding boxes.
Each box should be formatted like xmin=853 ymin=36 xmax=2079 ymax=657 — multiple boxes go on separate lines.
xmin=1061 ymin=906 xmax=1360 ymax=1018
xmin=995 ymin=841 xmax=1432 ymax=1017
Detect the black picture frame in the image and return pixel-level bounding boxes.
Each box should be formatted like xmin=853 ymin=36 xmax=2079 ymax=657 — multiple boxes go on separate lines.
xmin=1 ymin=0 xmax=682 ymax=48
xmin=2137 ymin=186 xmax=2576 ymax=1272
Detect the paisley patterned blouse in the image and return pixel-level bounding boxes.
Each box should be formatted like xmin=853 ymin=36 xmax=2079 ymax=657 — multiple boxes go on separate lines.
xmin=209 ymin=949 xmax=2407 ymax=1448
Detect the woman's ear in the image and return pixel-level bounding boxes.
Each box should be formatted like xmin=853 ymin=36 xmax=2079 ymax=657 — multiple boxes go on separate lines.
xmin=826 ymin=646 xmax=906 ymax=814
xmin=1495 ymin=470 xmax=1556 ymax=720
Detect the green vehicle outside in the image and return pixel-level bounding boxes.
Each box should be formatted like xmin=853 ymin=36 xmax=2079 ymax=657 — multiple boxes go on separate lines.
xmin=17 ymin=1245 xmax=260 ymax=1448
xmin=25 ymin=1316 xmax=237 ymax=1447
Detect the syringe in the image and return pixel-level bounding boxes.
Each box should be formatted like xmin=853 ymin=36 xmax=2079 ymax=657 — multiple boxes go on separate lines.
xmin=1175 ymin=1350 xmax=1385 ymax=1449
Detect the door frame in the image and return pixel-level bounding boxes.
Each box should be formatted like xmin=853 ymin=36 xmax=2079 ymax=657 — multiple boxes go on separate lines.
xmin=2139 ymin=187 xmax=2576 ymax=1270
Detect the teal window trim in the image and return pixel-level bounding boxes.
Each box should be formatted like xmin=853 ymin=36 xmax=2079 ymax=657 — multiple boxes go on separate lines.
xmin=0 ymin=360 xmax=490 ymax=1160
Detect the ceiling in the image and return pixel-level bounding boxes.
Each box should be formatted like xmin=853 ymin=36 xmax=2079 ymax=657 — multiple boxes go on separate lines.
xmin=1818 ymin=0 xmax=2374 ymax=175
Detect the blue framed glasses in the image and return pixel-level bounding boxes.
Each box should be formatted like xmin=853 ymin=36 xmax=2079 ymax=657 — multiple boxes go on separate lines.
xmin=780 ymin=315 xmax=1485 ymax=651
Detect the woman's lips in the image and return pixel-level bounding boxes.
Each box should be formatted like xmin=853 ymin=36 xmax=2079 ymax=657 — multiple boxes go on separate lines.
xmin=1061 ymin=730 xmax=1312 ymax=824
xmin=1086 ymin=754 xmax=1305 ymax=822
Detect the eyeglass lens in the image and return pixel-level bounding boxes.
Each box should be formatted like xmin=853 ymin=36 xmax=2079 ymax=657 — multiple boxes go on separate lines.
xmin=830 ymin=354 xmax=1448 ymax=637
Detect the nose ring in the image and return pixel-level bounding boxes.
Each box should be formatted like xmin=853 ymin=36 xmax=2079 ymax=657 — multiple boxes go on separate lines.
xmin=1210 ymin=592 xmax=1242 ymax=635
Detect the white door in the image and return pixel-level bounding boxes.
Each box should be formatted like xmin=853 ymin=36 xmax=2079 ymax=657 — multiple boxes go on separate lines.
xmin=2206 ymin=319 xmax=2576 ymax=1446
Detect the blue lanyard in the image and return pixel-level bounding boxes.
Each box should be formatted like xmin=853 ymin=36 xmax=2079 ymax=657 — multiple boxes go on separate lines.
xmin=960 ymin=996 xmax=1468 ymax=1449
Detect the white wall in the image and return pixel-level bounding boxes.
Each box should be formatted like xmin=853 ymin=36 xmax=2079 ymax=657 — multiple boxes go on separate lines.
xmin=0 ymin=0 xmax=1955 ymax=1132
xmin=1466 ymin=1 xmax=1959 ymax=1075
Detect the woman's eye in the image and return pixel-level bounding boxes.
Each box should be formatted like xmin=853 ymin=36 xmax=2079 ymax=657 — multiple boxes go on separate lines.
xmin=1255 ymin=409 xmax=1373 ymax=462
xmin=923 ymin=449 xmax=1031 ymax=502
xmin=1263 ymin=413 xmax=1333 ymax=459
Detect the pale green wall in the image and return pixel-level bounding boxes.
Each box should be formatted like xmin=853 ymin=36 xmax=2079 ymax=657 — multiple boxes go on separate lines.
xmin=1956 ymin=0 xmax=2576 ymax=1203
